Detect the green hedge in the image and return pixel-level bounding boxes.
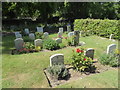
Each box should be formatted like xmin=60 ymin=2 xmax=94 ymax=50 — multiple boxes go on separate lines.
xmin=74 ymin=19 xmax=119 ymax=39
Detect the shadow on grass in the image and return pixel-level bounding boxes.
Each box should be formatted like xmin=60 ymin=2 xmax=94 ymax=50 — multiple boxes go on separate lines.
xmin=2 ymin=35 xmax=15 ymax=54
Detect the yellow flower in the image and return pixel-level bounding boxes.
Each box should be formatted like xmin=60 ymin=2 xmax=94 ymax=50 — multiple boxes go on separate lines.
xmin=115 ymin=49 xmax=120 ymax=54
xmin=35 ymin=46 xmax=41 ymax=51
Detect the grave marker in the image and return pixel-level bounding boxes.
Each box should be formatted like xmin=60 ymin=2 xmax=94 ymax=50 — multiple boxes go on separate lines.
xmin=85 ymin=48 xmax=94 ymax=60
xmin=67 ymin=24 xmax=71 ymax=32
xmin=44 ymin=32 xmax=49 ymax=39
xmin=24 ymin=28 xmax=29 ymax=35
xmin=16 ymin=34 xmax=22 ymax=38
xmin=73 ymin=31 xmax=80 ymax=46
xmin=55 ymin=38 xmax=62 ymax=44
xmin=14 ymin=38 xmax=24 ymax=50
xmin=50 ymin=54 xmax=64 ymax=66
xmin=34 ymin=39 xmax=43 ymax=47
xmin=107 ymin=44 xmax=116 ymax=54
xmin=29 ymin=33 xmax=35 ymax=40
xmin=36 ymin=27 xmax=43 ymax=33
xmin=59 ymin=27 xmax=63 ymax=33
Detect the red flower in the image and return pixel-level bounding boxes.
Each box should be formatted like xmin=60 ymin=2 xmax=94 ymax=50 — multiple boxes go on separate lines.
xmin=83 ymin=58 xmax=86 ymax=61
xmin=76 ymin=48 xmax=81 ymax=53
xmin=81 ymin=50 xmax=84 ymax=53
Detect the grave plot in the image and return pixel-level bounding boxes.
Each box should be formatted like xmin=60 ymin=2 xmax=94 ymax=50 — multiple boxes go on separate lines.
xmin=43 ymin=47 xmax=119 ymax=87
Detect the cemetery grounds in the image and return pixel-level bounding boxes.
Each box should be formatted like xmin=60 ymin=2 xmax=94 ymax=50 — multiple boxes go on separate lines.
xmin=2 ymin=32 xmax=119 ymax=88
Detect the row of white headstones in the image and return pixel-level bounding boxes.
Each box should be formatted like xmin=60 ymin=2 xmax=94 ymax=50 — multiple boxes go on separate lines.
xmin=50 ymin=43 xmax=117 ymax=66
xmin=14 ymin=26 xmax=72 ymax=50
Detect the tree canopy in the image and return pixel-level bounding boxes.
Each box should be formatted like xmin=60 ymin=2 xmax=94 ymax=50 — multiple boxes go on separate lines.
xmin=2 ymin=2 xmax=120 ymax=22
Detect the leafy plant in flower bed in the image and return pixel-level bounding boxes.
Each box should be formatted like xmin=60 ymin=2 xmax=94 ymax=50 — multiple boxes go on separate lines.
xmin=43 ymin=39 xmax=60 ymax=50
xmin=65 ymin=36 xmax=74 ymax=46
xmin=23 ymin=42 xmax=35 ymax=51
xmin=35 ymin=32 xmax=43 ymax=39
xmin=47 ymin=64 xmax=69 ymax=80
xmin=71 ymin=48 xmax=96 ymax=73
xmin=11 ymin=42 xmax=42 ymax=55
xmin=99 ymin=52 xmax=120 ymax=67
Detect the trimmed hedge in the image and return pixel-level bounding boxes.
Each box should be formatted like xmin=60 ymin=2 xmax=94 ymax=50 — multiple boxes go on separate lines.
xmin=74 ymin=19 xmax=119 ymax=39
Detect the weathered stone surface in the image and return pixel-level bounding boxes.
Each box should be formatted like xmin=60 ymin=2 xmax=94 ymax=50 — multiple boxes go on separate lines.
xmin=107 ymin=44 xmax=116 ymax=54
xmin=34 ymin=39 xmax=43 ymax=47
xmin=50 ymin=54 xmax=64 ymax=66
xmin=14 ymin=38 xmax=24 ymax=50
xmin=55 ymin=38 xmax=62 ymax=44
xmin=29 ymin=33 xmax=35 ymax=40
xmin=85 ymin=48 xmax=94 ymax=60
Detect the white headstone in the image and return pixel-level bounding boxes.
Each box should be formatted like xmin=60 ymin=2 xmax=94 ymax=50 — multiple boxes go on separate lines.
xmin=107 ymin=44 xmax=116 ymax=54
xmin=85 ymin=48 xmax=94 ymax=60
xmin=29 ymin=33 xmax=35 ymax=40
xmin=50 ymin=54 xmax=64 ymax=66
xmin=109 ymin=34 xmax=113 ymax=40
xmin=14 ymin=32 xmax=20 ymax=37
xmin=68 ymin=32 xmax=74 ymax=37
xmin=16 ymin=34 xmax=22 ymax=38
xmin=14 ymin=38 xmax=24 ymax=50
xmin=44 ymin=32 xmax=49 ymax=39
xmin=59 ymin=27 xmax=63 ymax=33
xmin=67 ymin=24 xmax=71 ymax=32
xmin=37 ymin=27 xmax=43 ymax=33
xmin=58 ymin=31 xmax=62 ymax=38
xmin=24 ymin=28 xmax=29 ymax=35
xmin=34 ymin=39 xmax=42 ymax=47
xmin=55 ymin=38 xmax=62 ymax=44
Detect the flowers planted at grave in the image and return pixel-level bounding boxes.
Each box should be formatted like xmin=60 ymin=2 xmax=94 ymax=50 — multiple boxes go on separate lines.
xmin=71 ymin=48 xmax=96 ymax=73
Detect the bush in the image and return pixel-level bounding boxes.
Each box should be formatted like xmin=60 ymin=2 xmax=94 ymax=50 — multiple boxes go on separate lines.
xmin=74 ymin=19 xmax=119 ymax=39
xmin=43 ymin=39 xmax=60 ymax=50
xmin=35 ymin=32 xmax=43 ymax=39
xmin=99 ymin=53 xmax=120 ymax=67
xmin=23 ymin=42 xmax=35 ymax=50
xmin=71 ymin=48 xmax=96 ymax=73
xmin=23 ymin=36 xmax=32 ymax=42
xmin=47 ymin=65 xmax=69 ymax=80
xmin=59 ymin=43 xmax=66 ymax=48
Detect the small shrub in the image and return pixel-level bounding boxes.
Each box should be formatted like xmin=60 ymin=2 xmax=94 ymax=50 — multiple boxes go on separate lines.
xmin=43 ymin=39 xmax=60 ymax=50
xmin=47 ymin=65 xmax=69 ymax=80
xmin=65 ymin=36 xmax=74 ymax=46
xmin=59 ymin=43 xmax=66 ymax=48
xmin=24 ymin=36 xmax=32 ymax=42
xmin=23 ymin=42 xmax=35 ymax=50
xmin=35 ymin=32 xmax=43 ymax=39
xmin=99 ymin=53 xmax=120 ymax=67
xmin=71 ymin=48 xmax=96 ymax=73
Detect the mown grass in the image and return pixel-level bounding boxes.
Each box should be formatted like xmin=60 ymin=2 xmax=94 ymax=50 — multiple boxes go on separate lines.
xmin=2 ymin=32 xmax=118 ymax=88
xmin=56 ymin=70 xmax=118 ymax=88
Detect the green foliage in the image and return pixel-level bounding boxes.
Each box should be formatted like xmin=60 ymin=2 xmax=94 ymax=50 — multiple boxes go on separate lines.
xmin=59 ymin=43 xmax=66 ymax=49
xmin=23 ymin=36 xmax=32 ymax=42
xmin=74 ymin=19 xmax=119 ymax=39
xmin=23 ymin=42 xmax=35 ymax=50
xmin=43 ymin=39 xmax=60 ymax=50
xmin=47 ymin=65 xmax=69 ymax=80
xmin=71 ymin=48 xmax=96 ymax=72
xmin=35 ymin=32 xmax=43 ymax=39
xmin=99 ymin=53 xmax=120 ymax=67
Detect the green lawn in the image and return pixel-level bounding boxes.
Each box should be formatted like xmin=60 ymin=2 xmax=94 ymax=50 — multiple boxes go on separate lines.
xmin=56 ymin=70 xmax=118 ymax=88
xmin=2 ymin=32 xmax=118 ymax=88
